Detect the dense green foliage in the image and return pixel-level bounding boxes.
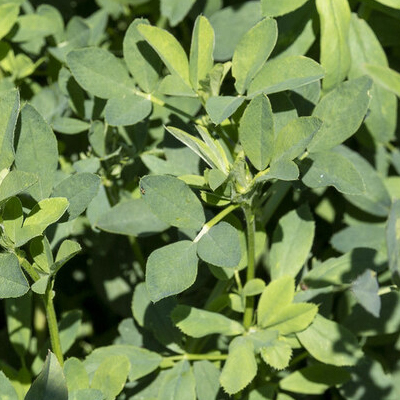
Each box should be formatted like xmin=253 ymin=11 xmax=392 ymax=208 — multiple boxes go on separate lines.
xmin=1 ymin=0 xmax=400 ymax=398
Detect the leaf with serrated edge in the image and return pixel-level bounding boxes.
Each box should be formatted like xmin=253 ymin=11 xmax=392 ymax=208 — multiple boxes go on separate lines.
xmin=220 ymin=337 xmax=257 ymax=395
xmin=260 ymin=339 xmax=292 ymax=370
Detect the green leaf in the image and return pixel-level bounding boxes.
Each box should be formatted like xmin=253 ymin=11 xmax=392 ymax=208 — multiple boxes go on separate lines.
xmin=303 ymin=249 xmax=377 ymax=288
xmin=279 ymin=364 xmax=351 ymax=394
xmin=331 ymin=223 xmax=386 ymax=254
xmin=342 ymin=292 xmax=400 ymax=336
xmin=374 ymin=0 xmax=400 ymax=7
xmin=24 ymin=198 xmax=69 ymax=229
xmin=272 ymin=117 xmax=323 ymax=164
xmin=338 ymin=146 xmax=391 ymax=216
xmin=0 ymin=252 xmax=29 ymax=298
xmin=316 ymin=0 xmax=351 ymax=91
xmin=297 ymin=314 xmax=362 ymax=366
xmin=270 ymin=205 xmax=315 ymax=280
xmin=131 ymin=282 xmax=182 ymax=350
xmin=58 ymin=310 xmax=82 ymax=354
xmin=0 ymin=171 xmax=37 ymax=204
xmin=51 ymin=117 xmax=90 ymax=134
xmin=261 ymin=0 xmax=310 ymax=17
xmin=96 ymin=199 xmax=169 ymax=237
xmin=51 ymin=173 xmax=100 ymax=221
xmin=48 ymin=16 xmax=90 ymax=63
xmin=258 ymin=276 xmax=317 ymax=334
xmin=123 ymin=19 xmax=161 ymax=93
xmin=209 ymin=2 xmax=262 ymax=61
xmin=146 ymin=241 xmax=198 ymax=302
xmin=68 ymin=389 xmax=103 ymax=400
xmin=172 ymin=305 xmax=244 ymax=337
xmin=67 ymin=47 xmax=134 ymax=99
xmin=260 ymin=339 xmax=292 ymax=370
xmin=189 ymin=15 xmax=214 ymax=92
xmin=261 ymin=159 xmax=299 ymax=182
xmin=158 ymin=74 xmax=196 ymax=97
xmin=0 ymin=371 xmax=18 ymax=400
xmin=160 ymin=0 xmax=196 ymax=27
xmin=351 ymin=269 xmax=381 ymax=318
xmin=0 ymin=3 xmax=19 ymax=40
xmin=30 ymin=236 xmax=53 ymax=273
xmin=348 ymin=14 xmax=396 ymax=143
xmin=158 ymin=360 xmax=196 ymax=400
xmin=206 ymin=96 xmax=245 ymax=125
xmin=193 ymin=361 xmax=220 ymax=400
xmin=140 ymin=175 xmax=205 ymax=231
xmin=84 ymin=345 xmax=162 ymax=382
xmin=0 ymin=89 xmax=19 ymax=171
xmin=64 ymin=358 xmax=89 ymax=391
xmin=5 ymin=292 xmax=31 ymax=359
xmin=197 ymin=222 xmax=241 ymax=268
xmin=232 ymin=18 xmax=277 ymax=94
xmin=91 ymin=355 xmax=130 ymax=400
xmin=239 ymin=94 xmax=274 ymax=170
xmin=364 ymin=63 xmax=400 ymax=98
xmin=53 ymin=240 xmax=81 ymax=274
xmin=248 ymin=56 xmax=324 ymax=97
xmin=15 ymin=104 xmax=58 ymax=201
xmin=2 ymin=196 xmax=23 ymax=245
xmin=387 ymin=200 xmax=400 ymax=286
xmin=220 ymin=337 xmax=257 ymax=395
xmin=137 ymin=24 xmax=190 ymax=86
xmin=308 ymin=76 xmax=372 ymax=152
xmin=25 ymin=352 xmax=68 ymax=400
xmin=258 ymin=276 xmax=294 ymax=327
xmin=105 ymin=94 xmax=152 ymax=126
xmin=243 ymin=278 xmax=266 ymax=297
xmin=302 ymin=149 xmax=365 ymax=195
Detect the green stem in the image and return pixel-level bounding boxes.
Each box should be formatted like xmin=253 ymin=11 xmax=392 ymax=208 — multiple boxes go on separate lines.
xmin=242 ymin=205 xmax=256 ymax=329
xmin=17 ymin=254 xmax=64 ymax=366
xmin=130 ymin=236 xmax=146 ymax=275
xmin=194 ymin=203 xmax=240 ymax=242
xmin=162 ymin=353 xmax=228 ymax=363
xmin=44 ymin=280 xmax=64 ymax=366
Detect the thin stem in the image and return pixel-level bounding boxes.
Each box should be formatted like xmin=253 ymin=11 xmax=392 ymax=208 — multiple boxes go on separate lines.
xmin=130 ymin=237 xmax=146 ymax=275
xmin=242 ymin=205 xmax=256 ymax=329
xmin=44 ymin=280 xmax=64 ymax=366
xmin=194 ymin=203 xmax=240 ymax=242
xmin=163 ymin=353 xmax=228 ymax=362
